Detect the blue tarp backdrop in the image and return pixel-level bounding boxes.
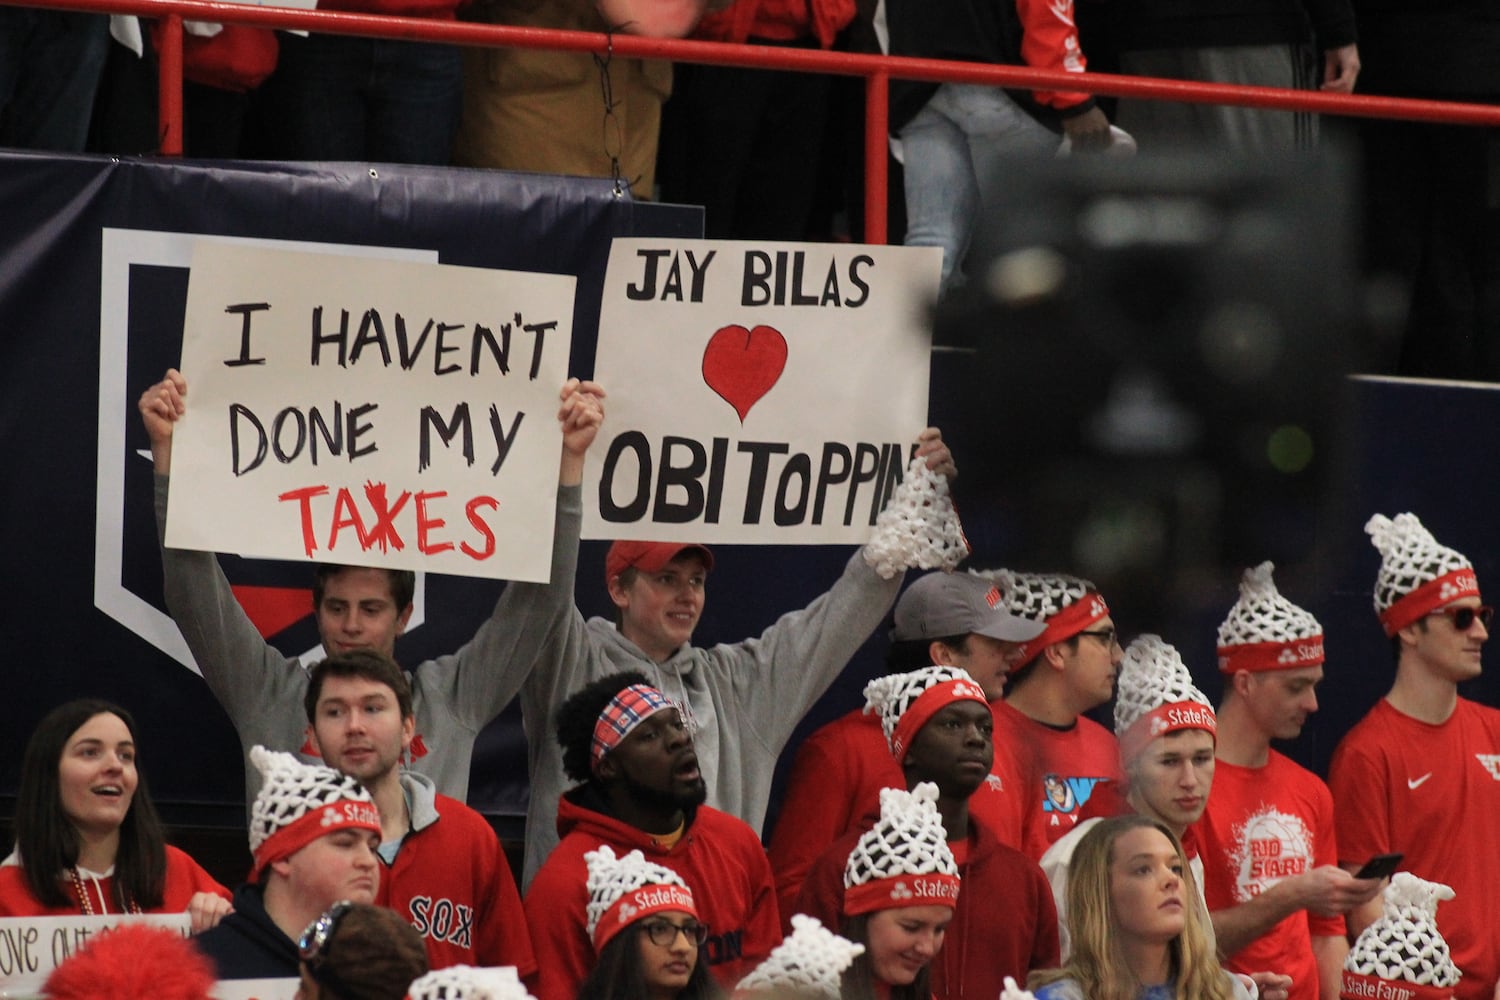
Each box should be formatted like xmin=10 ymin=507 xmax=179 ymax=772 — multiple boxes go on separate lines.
xmin=2 ymin=150 xmax=1499 ymax=847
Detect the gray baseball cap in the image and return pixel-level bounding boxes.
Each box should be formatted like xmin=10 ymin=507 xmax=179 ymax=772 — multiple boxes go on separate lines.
xmin=891 ymin=573 xmax=1047 ymax=643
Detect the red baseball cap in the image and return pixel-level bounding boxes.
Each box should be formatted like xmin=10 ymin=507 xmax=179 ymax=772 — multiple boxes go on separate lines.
xmin=605 ymin=540 xmax=715 ymax=586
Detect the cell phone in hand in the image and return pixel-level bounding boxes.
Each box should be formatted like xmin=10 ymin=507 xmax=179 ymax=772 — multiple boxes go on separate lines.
xmin=1354 ymin=853 xmax=1403 ymax=880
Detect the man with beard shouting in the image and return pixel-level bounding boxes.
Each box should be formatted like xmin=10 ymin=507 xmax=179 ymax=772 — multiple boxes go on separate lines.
xmin=524 ymin=671 xmax=780 ymax=1000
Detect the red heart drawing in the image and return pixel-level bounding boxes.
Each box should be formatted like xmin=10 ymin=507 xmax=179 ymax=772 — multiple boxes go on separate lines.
xmin=702 ymin=324 xmax=789 ymax=423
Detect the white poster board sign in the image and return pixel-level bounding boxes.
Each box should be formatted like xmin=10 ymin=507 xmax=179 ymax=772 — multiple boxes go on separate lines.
xmin=210 ymin=978 xmax=300 ymax=1000
xmin=0 ymin=913 xmax=191 ymax=998
xmin=583 ymin=239 xmax=940 ymax=544
xmin=167 ymin=243 xmax=575 ymax=583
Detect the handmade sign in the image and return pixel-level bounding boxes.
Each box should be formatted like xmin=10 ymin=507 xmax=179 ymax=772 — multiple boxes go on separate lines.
xmin=584 ymin=239 xmax=940 ymax=544
xmin=166 ymin=242 xmax=575 ymax=582
xmin=0 ymin=913 xmax=191 ymax=997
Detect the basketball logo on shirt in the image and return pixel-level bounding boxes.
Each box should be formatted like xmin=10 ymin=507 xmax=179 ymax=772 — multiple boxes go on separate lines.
xmin=1229 ymin=807 xmax=1313 ymax=901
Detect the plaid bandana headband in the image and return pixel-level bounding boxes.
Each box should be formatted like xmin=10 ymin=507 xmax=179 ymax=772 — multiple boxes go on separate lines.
xmin=591 ymin=684 xmax=675 ymax=769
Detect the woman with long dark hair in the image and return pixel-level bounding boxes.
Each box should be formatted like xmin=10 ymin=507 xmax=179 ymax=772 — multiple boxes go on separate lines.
xmin=573 ymin=846 xmax=724 ymax=1000
xmin=1028 ymin=816 xmax=1251 ymax=1000
xmin=0 ymin=698 xmax=230 ymax=928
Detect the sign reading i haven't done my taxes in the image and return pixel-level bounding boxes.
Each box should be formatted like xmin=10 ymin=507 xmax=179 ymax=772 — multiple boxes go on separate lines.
xmin=166 ymin=242 xmax=574 ymax=583
xmin=584 ymin=239 xmax=940 ymax=545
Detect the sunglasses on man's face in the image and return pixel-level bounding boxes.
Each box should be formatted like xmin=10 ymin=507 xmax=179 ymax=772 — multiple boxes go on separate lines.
xmin=1426 ymin=605 xmax=1495 ymax=632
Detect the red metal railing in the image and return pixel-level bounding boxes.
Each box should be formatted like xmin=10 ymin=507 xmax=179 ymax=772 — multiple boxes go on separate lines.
xmin=8 ymin=0 xmax=1500 ymax=242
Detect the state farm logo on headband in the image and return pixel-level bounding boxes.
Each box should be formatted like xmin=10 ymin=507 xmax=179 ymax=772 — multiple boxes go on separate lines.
xmin=952 ymin=680 xmax=984 ymax=701
xmin=617 ymin=903 xmax=639 ymax=924
xmin=911 ymin=876 xmax=960 ymax=903
xmin=1340 ymin=971 xmax=1448 ymax=1000
xmin=1276 ymin=642 xmax=1324 ymax=666
xmin=889 ymin=882 xmax=913 ymax=901
xmin=1166 ymin=705 xmax=1215 ymax=729
xmin=632 ymin=885 xmax=695 ymax=912
xmin=1440 ymin=574 xmax=1478 ymax=601
xmin=1088 ymin=597 xmax=1106 ymax=619
xmin=321 ymin=801 xmax=379 ymax=828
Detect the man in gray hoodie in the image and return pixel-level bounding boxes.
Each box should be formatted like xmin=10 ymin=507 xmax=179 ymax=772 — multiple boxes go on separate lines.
xmin=512 ymin=426 xmax=961 ymax=886
xmin=138 ymin=368 xmax=605 ymax=805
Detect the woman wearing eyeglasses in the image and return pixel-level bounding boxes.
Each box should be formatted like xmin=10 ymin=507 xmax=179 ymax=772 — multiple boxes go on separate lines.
xmin=574 ymin=847 xmax=724 ymax=1000
xmin=0 ymin=699 xmax=230 ymax=929
xmin=1027 ymin=816 xmax=1252 ymax=1000
xmin=295 ymin=901 xmax=429 ymax=1000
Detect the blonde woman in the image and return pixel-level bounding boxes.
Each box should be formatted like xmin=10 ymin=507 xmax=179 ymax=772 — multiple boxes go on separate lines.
xmin=1029 ymin=816 xmax=1252 ymax=1000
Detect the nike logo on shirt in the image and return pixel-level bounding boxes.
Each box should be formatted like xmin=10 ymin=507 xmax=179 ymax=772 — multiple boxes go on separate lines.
xmin=1407 ymin=773 xmax=1433 ymax=790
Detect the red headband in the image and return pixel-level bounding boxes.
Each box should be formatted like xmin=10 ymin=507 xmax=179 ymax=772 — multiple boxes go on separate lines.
xmin=1014 ymin=593 xmax=1110 ymax=666
xmin=844 ymin=873 xmax=961 ymax=917
xmin=1120 ymin=701 xmax=1217 ymax=762
xmin=1379 ymin=569 xmax=1481 ymax=637
xmin=594 ymin=882 xmax=699 ymax=952
xmin=251 ymin=799 xmax=382 ymax=881
xmin=889 ymin=677 xmax=988 ymax=762
xmin=1216 ymin=636 xmax=1325 ymax=674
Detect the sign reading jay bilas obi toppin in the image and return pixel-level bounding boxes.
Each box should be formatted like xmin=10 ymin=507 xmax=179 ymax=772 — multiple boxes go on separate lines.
xmin=584 ymin=239 xmax=940 ymax=545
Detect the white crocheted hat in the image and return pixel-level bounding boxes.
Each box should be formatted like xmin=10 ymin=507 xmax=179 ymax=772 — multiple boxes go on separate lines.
xmin=981 ymin=569 xmax=1110 ymax=667
xmin=862 ymin=458 xmax=969 ymax=581
xmin=247 ymin=745 xmax=380 ymax=880
xmin=1367 ymin=513 xmax=1480 ymax=637
xmin=405 ymin=965 xmax=534 ymax=1000
xmin=734 ymin=914 xmax=865 ymax=999
xmin=863 ymin=666 xmax=988 ymax=761
xmin=1114 ymin=635 xmax=1216 ymax=762
xmin=1342 ymin=873 xmax=1460 ymax=1000
xmin=584 ymin=845 xmax=697 ymax=952
xmin=843 ymin=783 xmax=960 ymax=916
xmin=1216 ymin=562 xmax=1325 ymax=673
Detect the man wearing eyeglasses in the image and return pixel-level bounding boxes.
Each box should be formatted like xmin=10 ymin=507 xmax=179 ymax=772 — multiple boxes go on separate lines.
xmin=524 ymin=671 xmax=780 ymax=1000
xmin=1198 ymin=563 xmax=1382 ymax=1000
xmin=1330 ymin=513 xmax=1500 ymax=1000
xmin=983 ymin=569 xmax=1126 ymax=858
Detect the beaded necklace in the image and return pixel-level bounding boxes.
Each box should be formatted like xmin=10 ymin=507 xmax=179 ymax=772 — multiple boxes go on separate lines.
xmin=69 ymin=865 xmax=142 ymax=915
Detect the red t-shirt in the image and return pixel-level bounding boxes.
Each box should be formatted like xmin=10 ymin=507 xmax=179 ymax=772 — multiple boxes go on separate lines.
xmin=1330 ymin=697 xmax=1500 ymax=1000
xmin=993 ymin=700 xmax=1122 ymax=858
xmin=1197 ymin=752 xmax=1343 ymax=1000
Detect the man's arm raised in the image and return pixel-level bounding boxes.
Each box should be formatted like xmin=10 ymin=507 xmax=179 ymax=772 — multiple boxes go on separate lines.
xmin=138 ymin=367 xmax=187 ymax=474
xmin=416 ymin=379 xmax=606 ymax=732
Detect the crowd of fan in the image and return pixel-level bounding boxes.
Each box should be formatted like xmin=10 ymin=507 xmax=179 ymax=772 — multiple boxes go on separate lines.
xmin=0 ymin=371 xmax=1494 ymax=1000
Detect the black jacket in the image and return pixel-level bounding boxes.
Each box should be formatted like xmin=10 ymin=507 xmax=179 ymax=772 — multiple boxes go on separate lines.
xmin=193 ymin=883 xmax=300 ymax=980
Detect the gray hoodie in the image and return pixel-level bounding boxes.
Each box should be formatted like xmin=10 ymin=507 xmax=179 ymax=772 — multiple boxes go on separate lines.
xmin=514 ymin=485 xmax=903 ymax=886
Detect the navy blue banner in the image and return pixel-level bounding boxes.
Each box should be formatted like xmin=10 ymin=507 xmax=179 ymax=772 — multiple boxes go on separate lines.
xmin=0 ymin=153 xmax=701 ymax=827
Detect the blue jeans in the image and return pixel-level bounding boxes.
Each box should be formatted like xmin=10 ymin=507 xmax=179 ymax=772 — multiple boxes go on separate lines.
xmin=0 ymin=7 xmax=108 ymax=151
xmin=899 ymin=83 xmax=1054 ymax=293
xmin=255 ymin=32 xmax=462 ymax=164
